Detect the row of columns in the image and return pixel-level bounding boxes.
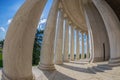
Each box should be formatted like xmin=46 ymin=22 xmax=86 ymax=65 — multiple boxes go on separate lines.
xmin=54 ymin=8 xmax=90 ymax=64
xmin=2 ymin=0 xmax=120 ymax=80
xmin=38 ymin=1 xmax=91 ymax=72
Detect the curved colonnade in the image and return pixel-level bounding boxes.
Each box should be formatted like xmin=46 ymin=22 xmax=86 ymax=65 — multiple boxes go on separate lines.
xmin=2 ymin=0 xmax=120 ymax=80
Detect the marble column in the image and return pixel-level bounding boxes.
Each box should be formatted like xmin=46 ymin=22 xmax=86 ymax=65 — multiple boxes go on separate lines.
xmin=76 ymin=29 xmax=80 ymax=60
xmin=81 ymin=32 xmax=85 ymax=59
xmin=86 ymin=33 xmax=90 ymax=59
xmin=39 ymin=0 xmax=60 ymax=70
xmin=54 ymin=9 xmax=64 ymax=65
xmin=63 ymin=18 xmax=69 ymax=62
xmin=93 ymin=0 xmax=120 ymax=66
xmin=2 ymin=0 xmax=47 ymax=80
xmin=70 ymin=26 xmax=75 ymax=61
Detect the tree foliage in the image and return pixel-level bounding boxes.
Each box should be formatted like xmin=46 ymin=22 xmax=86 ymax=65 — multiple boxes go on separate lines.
xmin=0 ymin=40 xmax=4 ymax=48
xmin=32 ymin=30 xmax=44 ymax=65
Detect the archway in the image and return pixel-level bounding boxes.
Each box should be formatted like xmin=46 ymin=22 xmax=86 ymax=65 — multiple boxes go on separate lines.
xmin=82 ymin=0 xmax=110 ymax=62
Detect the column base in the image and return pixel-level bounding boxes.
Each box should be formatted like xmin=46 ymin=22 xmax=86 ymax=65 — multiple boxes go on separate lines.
xmin=63 ymin=59 xmax=69 ymax=62
xmin=76 ymin=58 xmax=80 ymax=60
xmin=38 ymin=63 xmax=55 ymax=71
xmin=109 ymin=57 xmax=120 ymax=67
xmin=81 ymin=54 xmax=85 ymax=59
xmin=70 ymin=59 xmax=74 ymax=61
xmin=2 ymin=70 xmax=34 ymax=80
xmin=55 ymin=61 xmax=63 ymax=65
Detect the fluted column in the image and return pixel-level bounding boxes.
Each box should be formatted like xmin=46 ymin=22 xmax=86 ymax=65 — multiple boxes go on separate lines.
xmin=39 ymin=0 xmax=60 ymax=70
xmin=54 ymin=9 xmax=64 ymax=65
xmin=93 ymin=0 xmax=120 ymax=66
xmin=86 ymin=33 xmax=90 ymax=59
xmin=2 ymin=0 xmax=47 ymax=80
xmin=70 ymin=26 xmax=75 ymax=61
xmin=81 ymin=32 xmax=85 ymax=59
xmin=76 ymin=29 xmax=80 ymax=60
xmin=63 ymin=18 xmax=69 ymax=62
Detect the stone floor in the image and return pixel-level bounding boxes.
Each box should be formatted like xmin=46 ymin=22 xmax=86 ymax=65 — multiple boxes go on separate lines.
xmin=0 ymin=61 xmax=120 ymax=80
xmin=32 ymin=61 xmax=120 ymax=80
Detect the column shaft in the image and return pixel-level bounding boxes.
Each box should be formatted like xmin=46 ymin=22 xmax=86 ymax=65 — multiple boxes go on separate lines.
xmin=54 ymin=9 xmax=64 ymax=64
xmin=63 ymin=19 xmax=69 ymax=62
xmin=39 ymin=0 xmax=60 ymax=70
xmin=86 ymin=34 xmax=90 ymax=59
xmin=81 ymin=33 xmax=85 ymax=59
xmin=76 ymin=30 xmax=80 ymax=60
xmin=70 ymin=27 xmax=75 ymax=61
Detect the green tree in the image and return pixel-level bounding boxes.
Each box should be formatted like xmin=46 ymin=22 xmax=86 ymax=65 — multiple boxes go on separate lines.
xmin=32 ymin=30 xmax=44 ymax=65
xmin=0 ymin=40 xmax=4 ymax=48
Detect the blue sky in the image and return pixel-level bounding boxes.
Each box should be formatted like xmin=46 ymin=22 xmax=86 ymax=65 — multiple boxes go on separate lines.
xmin=0 ymin=0 xmax=53 ymax=41
xmin=0 ymin=0 xmax=89 ymax=53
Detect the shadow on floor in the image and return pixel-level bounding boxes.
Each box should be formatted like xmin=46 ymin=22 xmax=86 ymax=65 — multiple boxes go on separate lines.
xmin=40 ymin=70 xmax=76 ymax=80
xmin=59 ymin=64 xmax=95 ymax=74
xmin=59 ymin=63 xmax=113 ymax=74
xmin=88 ymin=64 xmax=113 ymax=74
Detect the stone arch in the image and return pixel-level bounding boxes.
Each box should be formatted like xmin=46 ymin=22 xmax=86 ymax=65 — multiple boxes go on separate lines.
xmin=2 ymin=0 xmax=47 ymax=79
xmin=82 ymin=0 xmax=110 ymax=62
xmin=92 ymin=0 xmax=120 ymax=66
xmin=82 ymin=0 xmax=120 ymax=66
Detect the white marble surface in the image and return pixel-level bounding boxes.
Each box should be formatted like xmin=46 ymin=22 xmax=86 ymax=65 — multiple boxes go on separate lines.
xmin=0 ymin=62 xmax=120 ymax=80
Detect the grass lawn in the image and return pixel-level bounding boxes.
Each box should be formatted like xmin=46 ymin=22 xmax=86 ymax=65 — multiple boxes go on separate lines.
xmin=0 ymin=48 xmax=3 ymax=67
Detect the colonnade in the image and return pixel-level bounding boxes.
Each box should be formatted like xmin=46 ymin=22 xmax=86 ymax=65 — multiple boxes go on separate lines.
xmin=2 ymin=0 xmax=120 ymax=80
xmin=39 ymin=1 xmax=91 ymax=71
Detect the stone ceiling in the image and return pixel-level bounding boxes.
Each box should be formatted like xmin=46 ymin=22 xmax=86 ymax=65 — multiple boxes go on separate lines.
xmin=61 ymin=0 xmax=87 ymax=32
xmin=105 ymin=0 xmax=120 ymax=21
xmin=61 ymin=0 xmax=120 ymax=32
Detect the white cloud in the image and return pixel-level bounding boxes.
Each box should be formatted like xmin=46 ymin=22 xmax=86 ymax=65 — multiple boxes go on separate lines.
xmin=39 ymin=19 xmax=47 ymax=25
xmin=37 ymin=18 xmax=47 ymax=30
xmin=0 ymin=27 xmax=6 ymax=32
xmin=7 ymin=19 xmax=12 ymax=24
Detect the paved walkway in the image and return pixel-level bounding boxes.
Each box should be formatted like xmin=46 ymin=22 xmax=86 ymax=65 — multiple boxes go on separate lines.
xmin=0 ymin=61 xmax=120 ymax=80
xmin=33 ymin=61 xmax=120 ymax=80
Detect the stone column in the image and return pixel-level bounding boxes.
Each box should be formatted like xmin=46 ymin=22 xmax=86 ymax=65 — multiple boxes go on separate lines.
xmin=39 ymin=0 xmax=60 ymax=70
xmin=76 ymin=29 xmax=80 ymax=60
xmin=63 ymin=18 xmax=69 ymax=62
xmin=81 ymin=32 xmax=85 ymax=59
xmin=2 ymin=0 xmax=47 ymax=80
xmin=54 ymin=9 xmax=64 ymax=65
xmin=93 ymin=0 xmax=120 ymax=66
xmin=86 ymin=33 xmax=90 ymax=59
xmin=70 ymin=26 xmax=75 ymax=61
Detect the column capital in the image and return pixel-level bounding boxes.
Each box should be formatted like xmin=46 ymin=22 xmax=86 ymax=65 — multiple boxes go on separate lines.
xmin=68 ymin=20 xmax=72 ymax=25
xmin=84 ymin=31 xmax=88 ymax=35
xmin=75 ymin=27 xmax=82 ymax=31
xmin=80 ymin=31 xmax=85 ymax=34
xmin=63 ymin=13 xmax=68 ymax=19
